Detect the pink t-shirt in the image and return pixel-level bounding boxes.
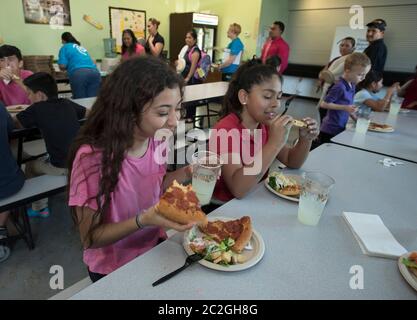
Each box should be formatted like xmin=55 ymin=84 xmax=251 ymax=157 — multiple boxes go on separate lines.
xmin=68 ymin=138 xmax=168 ymax=274
xmin=122 ymin=44 xmax=145 ymax=61
xmin=0 ymin=70 xmax=33 ymax=106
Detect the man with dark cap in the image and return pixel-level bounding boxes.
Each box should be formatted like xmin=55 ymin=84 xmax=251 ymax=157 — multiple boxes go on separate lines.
xmin=364 ymin=19 xmax=388 ymax=73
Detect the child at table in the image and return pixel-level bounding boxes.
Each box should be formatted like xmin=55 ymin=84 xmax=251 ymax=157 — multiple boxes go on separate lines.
xmin=355 ymin=70 xmax=399 ymax=112
xmin=319 ymin=52 xmax=371 ymax=144
xmin=13 ymin=72 xmax=87 ymax=218
xmin=208 ymin=60 xmax=319 ymax=203
xmin=398 ymin=65 xmax=417 ymax=109
xmin=0 ymin=102 xmax=25 ymax=262
xmin=0 ymin=45 xmax=33 ymax=106
xmin=68 ymin=57 xmax=194 ymax=282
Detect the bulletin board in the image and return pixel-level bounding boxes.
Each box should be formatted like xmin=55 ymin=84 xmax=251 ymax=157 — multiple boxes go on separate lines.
xmin=109 ymin=7 xmax=146 ymax=53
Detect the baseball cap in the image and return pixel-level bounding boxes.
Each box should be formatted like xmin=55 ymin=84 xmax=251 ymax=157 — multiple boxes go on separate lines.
xmin=366 ymin=19 xmax=387 ymax=31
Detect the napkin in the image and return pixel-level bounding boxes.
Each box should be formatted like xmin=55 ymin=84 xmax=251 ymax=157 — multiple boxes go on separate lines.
xmin=342 ymin=212 xmax=407 ymax=259
xmin=379 ymin=158 xmax=404 ymax=167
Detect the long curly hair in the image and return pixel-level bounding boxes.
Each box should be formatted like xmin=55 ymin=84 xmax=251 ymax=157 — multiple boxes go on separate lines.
xmin=67 ymin=56 xmax=184 ymax=248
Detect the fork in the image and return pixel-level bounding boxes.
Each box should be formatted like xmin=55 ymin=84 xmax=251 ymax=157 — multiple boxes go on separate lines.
xmin=152 ymin=253 xmax=204 ymax=287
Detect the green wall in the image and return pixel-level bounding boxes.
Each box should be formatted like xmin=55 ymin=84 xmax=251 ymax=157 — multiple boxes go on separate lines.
xmin=0 ymin=0 xmax=285 ymax=61
xmin=0 ymin=0 xmax=178 ymax=60
xmin=197 ymin=0 xmax=262 ymax=61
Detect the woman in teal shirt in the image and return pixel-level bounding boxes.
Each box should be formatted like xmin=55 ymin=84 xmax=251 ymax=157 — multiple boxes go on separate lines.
xmin=58 ymin=32 xmax=101 ymax=99
xmin=219 ymin=23 xmax=244 ymax=81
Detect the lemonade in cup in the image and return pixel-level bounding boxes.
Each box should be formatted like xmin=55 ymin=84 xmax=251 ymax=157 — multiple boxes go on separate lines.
xmin=298 ymin=172 xmax=335 ymax=226
xmin=191 ymin=151 xmax=222 ymax=206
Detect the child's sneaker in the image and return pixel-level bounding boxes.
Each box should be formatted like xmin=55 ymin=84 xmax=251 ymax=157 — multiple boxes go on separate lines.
xmin=38 ymin=207 xmax=50 ymax=218
xmin=27 ymin=208 xmax=40 ymax=218
xmin=27 ymin=207 xmax=50 ymax=218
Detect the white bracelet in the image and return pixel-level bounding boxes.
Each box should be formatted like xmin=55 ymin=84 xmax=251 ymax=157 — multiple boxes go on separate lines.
xmin=136 ymin=214 xmax=145 ymax=229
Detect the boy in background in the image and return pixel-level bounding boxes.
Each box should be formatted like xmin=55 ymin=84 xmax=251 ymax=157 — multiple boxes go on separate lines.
xmin=0 ymin=45 xmax=33 ymax=106
xmin=319 ymin=53 xmax=371 ymax=144
xmin=14 ymin=72 xmax=87 ymax=217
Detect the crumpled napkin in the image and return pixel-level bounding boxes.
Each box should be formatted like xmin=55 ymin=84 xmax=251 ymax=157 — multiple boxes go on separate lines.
xmin=379 ymin=158 xmax=404 ymax=167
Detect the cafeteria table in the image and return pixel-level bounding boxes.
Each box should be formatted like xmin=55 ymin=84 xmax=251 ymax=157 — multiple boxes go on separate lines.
xmin=71 ymin=81 xmax=230 ymax=110
xmin=332 ymin=110 xmax=417 ymax=163
xmin=71 ymin=143 xmax=417 ymax=300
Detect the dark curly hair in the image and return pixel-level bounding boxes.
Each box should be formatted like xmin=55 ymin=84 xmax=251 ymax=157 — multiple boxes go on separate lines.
xmin=67 ymin=56 xmax=184 ymax=248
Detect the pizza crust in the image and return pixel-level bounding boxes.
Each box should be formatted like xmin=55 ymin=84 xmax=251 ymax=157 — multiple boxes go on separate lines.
xmin=156 ymin=198 xmax=207 ymax=226
xmin=292 ymin=119 xmax=307 ymax=128
xmin=232 ymin=216 xmax=252 ymax=253
xmin=200 ymin=216 xmax=253 ymax=253
xmin=156 ymin=180 xmax=208 ymax=226
xmin=278 ymin=185 xmax=301 ymax=196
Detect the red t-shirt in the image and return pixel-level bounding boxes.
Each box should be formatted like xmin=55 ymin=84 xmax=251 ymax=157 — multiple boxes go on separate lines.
xmin=209 ymin=113 xmax=269 ymax=202
xmin=261 ymin=37 xmax=290 ymax=74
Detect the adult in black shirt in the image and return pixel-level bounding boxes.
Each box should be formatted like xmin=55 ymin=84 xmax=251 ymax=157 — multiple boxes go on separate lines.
xmin=364 ymin=19 xmax=388 ymax=73
xmin=145 ymin=18 xmax=165 ymax=58
xmin=14 ymin=72 xmax=86 ymax=214
xmin=0 ymin=103 xmax=25 ymax=260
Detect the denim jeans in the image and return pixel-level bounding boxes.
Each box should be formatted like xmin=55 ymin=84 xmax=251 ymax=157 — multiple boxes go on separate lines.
xmin=69 ymin=68 xmax=101 ymax=99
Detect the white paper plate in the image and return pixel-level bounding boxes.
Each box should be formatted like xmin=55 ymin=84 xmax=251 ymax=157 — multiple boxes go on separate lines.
xmin=183 ymin=216 xmax=265 ymax=272
xmin=399 ymin=109 xmax=410 ymax=114
xmin=398 ymin=252 xmax=417 ymax=292
xmin=264 ymin=174 xmax=301 ymax=203
xmin=368 ymin=123 xmax=394 ymax=133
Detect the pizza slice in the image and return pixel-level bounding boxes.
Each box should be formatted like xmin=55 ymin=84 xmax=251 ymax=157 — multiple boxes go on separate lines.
xmin=369 ymin=122 xmax=392 ymax=131
xmin=199 ymin=216 xmax=252 ymax=253
xmin=292 ymin=119 xmax=308 ymax=128
xmin=156 ymin=180 xmax=208 ymax=226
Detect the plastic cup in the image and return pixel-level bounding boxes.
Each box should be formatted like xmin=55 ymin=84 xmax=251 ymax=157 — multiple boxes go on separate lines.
xmin=191 ymin=151 xmax=222 ymax=206
xmin=297 ymin=172 xmax=335 ymax=226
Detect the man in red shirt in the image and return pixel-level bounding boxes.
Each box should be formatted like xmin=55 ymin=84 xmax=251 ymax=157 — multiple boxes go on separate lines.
xmin=261 ymin=21 xmax=290 ymax=74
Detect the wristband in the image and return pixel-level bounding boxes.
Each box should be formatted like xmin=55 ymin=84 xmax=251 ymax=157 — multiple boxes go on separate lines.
xmin=136 ymin=214 xmax=145 ymax=229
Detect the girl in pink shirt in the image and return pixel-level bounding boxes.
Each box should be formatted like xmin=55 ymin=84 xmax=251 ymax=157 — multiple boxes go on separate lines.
xmin=121 ymin=29 xmax=145 ymax=62
xmin=68 ymin=57 xmax=193 ymax=282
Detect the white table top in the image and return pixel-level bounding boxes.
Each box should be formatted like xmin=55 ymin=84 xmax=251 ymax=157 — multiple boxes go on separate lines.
xmin=71 ymin=82 xmax=229 ymax=109
xmin=182 ymin=81 xmax=229 ymax=104
xmin=71 ymin=144 xmax=417 ymax=300
xmin=332 ymin=110 xmax=417 ymax=163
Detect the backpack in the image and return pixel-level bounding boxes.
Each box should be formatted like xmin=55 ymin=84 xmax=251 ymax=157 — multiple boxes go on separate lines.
xmin=188 ymin=47 xmax=211 ymax=80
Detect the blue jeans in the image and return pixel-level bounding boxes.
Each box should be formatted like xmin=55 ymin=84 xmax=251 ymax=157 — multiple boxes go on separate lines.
xmin=69 ymin=68 xmax=101 ymax=99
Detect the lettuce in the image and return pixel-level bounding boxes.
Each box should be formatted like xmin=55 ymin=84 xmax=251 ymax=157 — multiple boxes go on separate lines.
xmin=268 ymin=176 xmax=277 ymax=190
xmin=402 ymin=258 xmax=417 ymax=268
